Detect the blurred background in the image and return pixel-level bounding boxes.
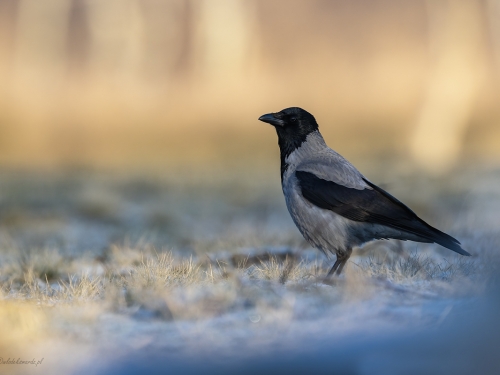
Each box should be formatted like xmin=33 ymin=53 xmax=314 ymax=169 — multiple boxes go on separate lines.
xmin=1 ymin=3 xmax=500 ymax=373
xmin=0 ymin=0 xmax=499 ymax=175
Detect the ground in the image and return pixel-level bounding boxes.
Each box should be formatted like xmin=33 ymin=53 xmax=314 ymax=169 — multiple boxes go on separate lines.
xmin=0 ymin=165 xmax=499 ymax=374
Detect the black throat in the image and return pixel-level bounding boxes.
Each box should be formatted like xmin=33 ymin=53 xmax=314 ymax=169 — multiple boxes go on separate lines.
xmin=276 ymin=128 xmax=311 ymax=182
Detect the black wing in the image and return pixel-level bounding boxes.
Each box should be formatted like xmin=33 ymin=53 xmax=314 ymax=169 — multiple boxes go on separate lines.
xmin=296 ymin=170 xmax=469 ymax=255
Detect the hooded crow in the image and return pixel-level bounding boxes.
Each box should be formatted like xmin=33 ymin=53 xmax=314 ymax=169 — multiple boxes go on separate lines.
xmin=259 ymin=107 xmax=470 ymax=277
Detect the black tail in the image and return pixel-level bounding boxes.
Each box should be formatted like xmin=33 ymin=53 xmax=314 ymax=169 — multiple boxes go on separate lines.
xmin=363 ymin=179 xmax=470 ymax=256
xmin=420 ymin=224 xmax=470 ymax=256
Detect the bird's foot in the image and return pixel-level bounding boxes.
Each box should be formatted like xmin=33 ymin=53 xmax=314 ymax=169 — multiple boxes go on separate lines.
xmin=320 ymin=276 xmax=337 ymax=286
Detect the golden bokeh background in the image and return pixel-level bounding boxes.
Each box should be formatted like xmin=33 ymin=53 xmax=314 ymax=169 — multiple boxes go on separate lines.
xmin=0 ymin=0 xmax=499 ymax=173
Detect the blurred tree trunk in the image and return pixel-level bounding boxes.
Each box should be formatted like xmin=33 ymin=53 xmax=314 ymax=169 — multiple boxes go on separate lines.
xmin=13 ymin=0 xmax=71 ymax=91
xmin=410 ymin=0 xmax=487 ymax=173
xmin=192 ymin=0 xmax=257 ymax=82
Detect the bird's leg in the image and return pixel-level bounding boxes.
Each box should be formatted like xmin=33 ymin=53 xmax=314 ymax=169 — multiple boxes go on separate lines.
xmin=326 ymin=257 xmax=343 ymax=277
xmin=326 ymin=250 xmax=351 ymax=278
xmin=335 ymin=253 xmax=351 ymax=276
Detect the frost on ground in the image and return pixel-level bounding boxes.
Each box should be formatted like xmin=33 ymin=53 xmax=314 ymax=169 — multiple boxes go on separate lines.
xmin=0 ymin=167 xmax=499 ymax=374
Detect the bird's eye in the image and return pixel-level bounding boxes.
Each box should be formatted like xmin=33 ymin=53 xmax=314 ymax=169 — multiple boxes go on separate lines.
xmin=290 ymin=117 xmax=297 ymax=122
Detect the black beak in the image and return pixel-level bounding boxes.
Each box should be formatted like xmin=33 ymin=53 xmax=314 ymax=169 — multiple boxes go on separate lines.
xmin=258 ymin=113 xmax=285 ymax=127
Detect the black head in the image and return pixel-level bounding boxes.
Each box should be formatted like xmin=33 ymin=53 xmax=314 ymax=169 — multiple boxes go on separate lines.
xmin=258 ymin=107 xmax=319 ymax=158
xmin=259 ymin=107 xmax=319 ymax=180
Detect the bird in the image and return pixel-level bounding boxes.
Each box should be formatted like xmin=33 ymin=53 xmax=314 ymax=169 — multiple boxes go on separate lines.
xmin=258 ymin=107 xmax=470 ymax=277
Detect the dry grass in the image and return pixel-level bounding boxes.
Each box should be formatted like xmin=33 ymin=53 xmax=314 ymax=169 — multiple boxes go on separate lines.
xmin=250 ymin=256 xmax=324 ymax=284
xmin=360 ymin=252 xmax=478 ymax=282
xmin=0 ymin=245 xmax=480 ymax=308
xmin=0 ymin=239 xmax=489 ymax=375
